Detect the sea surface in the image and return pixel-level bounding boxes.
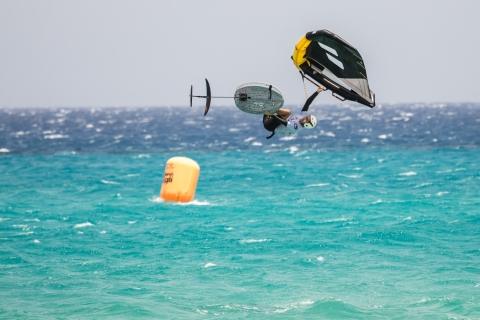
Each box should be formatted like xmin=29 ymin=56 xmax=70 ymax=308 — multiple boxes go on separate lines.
xmin=1 ymin=103 xmax=480 ymax=319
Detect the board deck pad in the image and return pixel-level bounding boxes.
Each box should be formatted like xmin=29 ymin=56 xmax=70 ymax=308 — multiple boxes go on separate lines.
xmin=234 ymin=82 xmax=284 ymax=114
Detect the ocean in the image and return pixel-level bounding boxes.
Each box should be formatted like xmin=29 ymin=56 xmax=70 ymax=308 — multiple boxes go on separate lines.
xmin=1 ymin=103 xmax=479 ymax=319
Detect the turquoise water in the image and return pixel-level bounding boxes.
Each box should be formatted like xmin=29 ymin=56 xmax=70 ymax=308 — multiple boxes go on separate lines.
xmin=1 ymin=148 xmax=479 ymax=318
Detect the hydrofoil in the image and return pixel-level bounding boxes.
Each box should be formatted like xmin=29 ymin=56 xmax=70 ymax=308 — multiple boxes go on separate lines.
xmin=190 ymin=79 xmax=284 ymax=116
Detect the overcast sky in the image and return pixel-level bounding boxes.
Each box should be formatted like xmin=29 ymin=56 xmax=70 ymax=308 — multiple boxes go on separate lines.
xmin=1 ymin=0 xmax=479 ymax=108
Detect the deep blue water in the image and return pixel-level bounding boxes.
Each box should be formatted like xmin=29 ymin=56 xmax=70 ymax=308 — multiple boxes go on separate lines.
xmin=1 ymin=103 xmax=479 ymax=154
xmin=1 ymin=104 xmax=480 ymax=318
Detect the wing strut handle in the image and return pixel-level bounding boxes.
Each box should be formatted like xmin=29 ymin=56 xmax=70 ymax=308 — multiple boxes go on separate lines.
xmin=332 ymin=92 xmax=346 ymax=101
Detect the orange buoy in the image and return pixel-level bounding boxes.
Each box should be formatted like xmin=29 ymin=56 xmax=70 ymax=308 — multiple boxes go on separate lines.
xmin=160 ymin=157 xmax=200 ymax=202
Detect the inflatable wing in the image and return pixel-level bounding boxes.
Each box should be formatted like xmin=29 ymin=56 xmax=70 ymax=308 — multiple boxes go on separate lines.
xmin=292 ymin=30 xmax=375 ymax=108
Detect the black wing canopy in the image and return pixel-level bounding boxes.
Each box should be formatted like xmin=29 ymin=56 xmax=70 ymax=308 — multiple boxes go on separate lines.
xmin=292 ymin=30 xmax=375 ymax=107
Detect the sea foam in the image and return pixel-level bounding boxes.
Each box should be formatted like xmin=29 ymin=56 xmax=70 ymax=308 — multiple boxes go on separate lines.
xmin=74 ymin=222 xmax=94 ymax=228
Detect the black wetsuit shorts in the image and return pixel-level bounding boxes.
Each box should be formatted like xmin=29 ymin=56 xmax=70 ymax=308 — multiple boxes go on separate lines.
xmin=263 ymin=114 xmax=280 ymax=132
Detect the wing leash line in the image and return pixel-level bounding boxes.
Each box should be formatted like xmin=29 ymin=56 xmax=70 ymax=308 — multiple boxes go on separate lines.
xmin=300 ymin=71 xmax=349 ymax=102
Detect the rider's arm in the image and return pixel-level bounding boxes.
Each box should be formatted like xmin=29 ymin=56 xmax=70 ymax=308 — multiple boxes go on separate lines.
xmin=265 ymin=109 xmax=289 ymax=126
xmin=301 ymin=86 xmax=325 ymax=112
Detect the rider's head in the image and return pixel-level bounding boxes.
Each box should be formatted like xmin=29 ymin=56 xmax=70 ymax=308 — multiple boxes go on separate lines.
xmin=302 ymin=115 xmax=317 ymax=129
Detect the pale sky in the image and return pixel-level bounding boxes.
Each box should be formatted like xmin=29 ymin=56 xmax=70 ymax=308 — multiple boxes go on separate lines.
xmin=1 ymin=0 xmax=479 ymax=108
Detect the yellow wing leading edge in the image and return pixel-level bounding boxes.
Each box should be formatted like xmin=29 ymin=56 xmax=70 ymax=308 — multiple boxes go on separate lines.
xmin=292 ymin=35 xmax=312 ymax=70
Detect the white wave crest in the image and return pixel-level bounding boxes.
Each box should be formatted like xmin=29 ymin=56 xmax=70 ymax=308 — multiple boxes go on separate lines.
xmin=150 ymin=197 xmax=211 ymax=206
xmin=44 ymin=134 xmax=68 ymax=139
xmin=274 ymin=299 xmax=315 ymax=313
xmin=178 ymin=200 xmax=210 ymax=206
xmin=399 ymin=171 xmax=417 ymax=176
xmin=323 ymin=131 xmax=335 ymax=137
xmin=150 ymin=197 xmax=164 ymax=203
xmin=414 ymin=182 xmax=432 ymax=188
xmin=338 ymin=174 xmax=362 ymax=179
xmin=289 ymin=146 xmax=299 ymax=153
xmin=74 ymin=222 xmax=94 ymax=228
xmin=240 ymin=239 xmax=271 ymax=244
xmin=101 ymin=180 xmax=119 ymax=185
xmin=204 ymin=262 xmax=216 ymax=268
xmin=17 ymin=231 xmax=34 ymax=235
xmin=13 ymin=224 xmax=29 ymax=231
xmin=196 ymin=309 xmax=208 ymax=315
xmin=323 ymin=217 xmax=351 ymax=223
xmin=306 ymin=183 xmax=330 ymax=187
